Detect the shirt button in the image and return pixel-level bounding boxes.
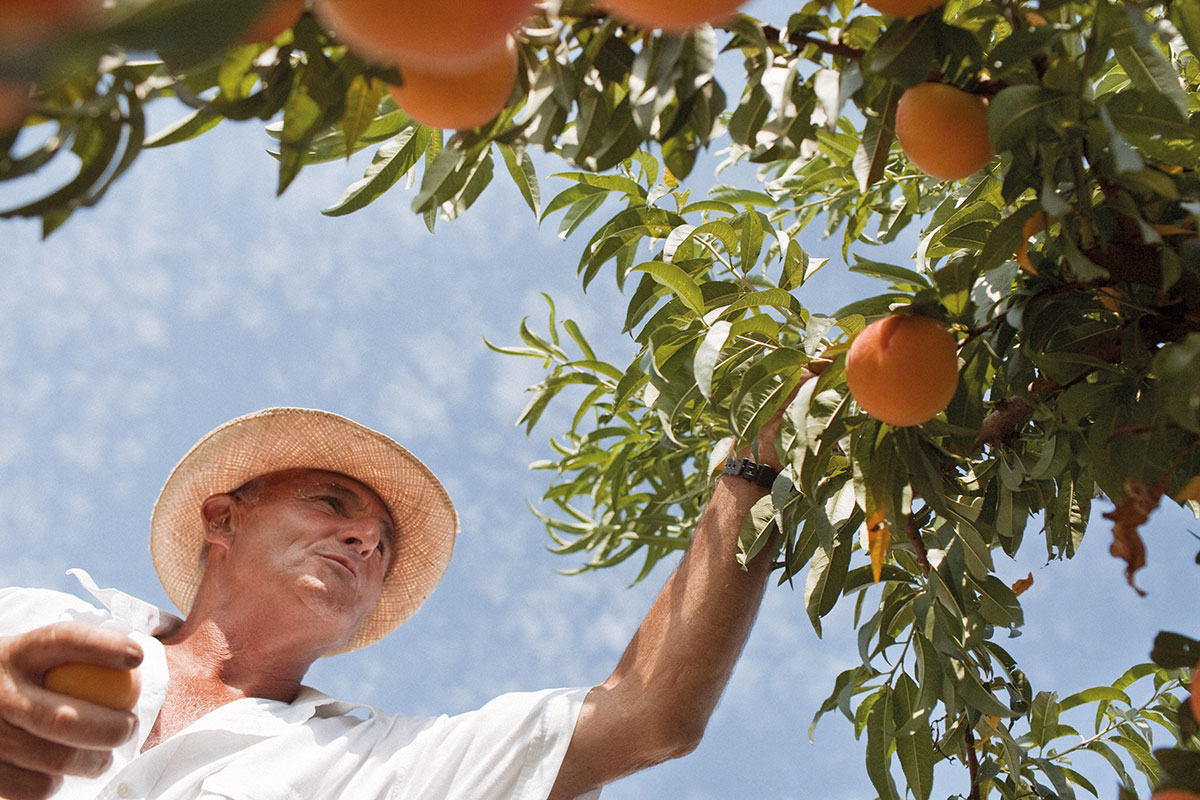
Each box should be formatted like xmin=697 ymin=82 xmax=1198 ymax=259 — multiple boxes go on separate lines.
xmin=116 ymin=783 xmax=130 ymax=798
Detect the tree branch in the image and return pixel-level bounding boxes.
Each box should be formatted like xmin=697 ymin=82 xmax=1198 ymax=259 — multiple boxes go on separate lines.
xmin=760 ymin=25 xmax=866 ymax=61
xmin=964 ymin=722 xmax=982 ymax=800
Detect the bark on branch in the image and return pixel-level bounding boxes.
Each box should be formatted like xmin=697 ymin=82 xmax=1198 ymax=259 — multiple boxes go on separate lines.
xmin=760 ymin=25 xmax=866 ymax=61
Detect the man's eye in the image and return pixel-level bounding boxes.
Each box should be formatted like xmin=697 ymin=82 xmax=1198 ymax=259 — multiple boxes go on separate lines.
xmin=320 ymin=496 xmax=344 ymax=513
xmin=376 ymin=542 xmax=386 ymax=555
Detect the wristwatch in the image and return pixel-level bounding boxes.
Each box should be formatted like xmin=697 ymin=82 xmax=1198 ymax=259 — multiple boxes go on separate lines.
xmin=721 ymin=456 xmax=779 ymax=489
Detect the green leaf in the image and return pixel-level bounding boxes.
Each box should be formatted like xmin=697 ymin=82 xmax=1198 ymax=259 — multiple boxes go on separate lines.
xmin=976 ymin=204 xmax=1039 ymax=273
xmin=708 ymin=186 xmax=776 ymax=207
xmin=1149 ymin=631 xmax=1200 ymax=669
xmin=805 ymin=531 xmax=852 ymax=635
xmin=811 ymin=666 xmax=872 ymax=738
xmin=694 ymin=321 xmax=732 ymax=401
xmin=892 ymin=673 xmax=934 ymax=800
xmin=1084 ymin=740 xmax=1138 ymax=791
xmin=543 ymin=182 xmax=609 ymax=221
xmin=866 ymin=15 xmax=939 ymax=88
xmin=950 ymin=658 xmax=1018 ymax=718
xmin=865 ymin=686 xmax=901 ymax=800
xmin=630 ymin=261 xmax=706 ymax=316
xmin=563 ymin=319 xmax=597 ymax=362
xmin=1170 ymin=0 xmax=1200 ymax=58
xmin=971 ymin=574 xmax=1022 ymax=628
xmin=578 ymin=206 xmax=682 ymax=288
xmin=913 ymin=635 xmax=943 ymax=723
xmin=323 ymin=125 xmax=429 ymax=216
xmin=143 ymin=108 xmax=222 ymax=148
xmin=1104 ymin=91 xmax=1200 ymax=169
xmin=411 ymin=139 xmax=491 ymax=216
xmin=557 ymin=191 xmax=610 ymax=241
xmin=738 ymin=494 xmax=779 ymax=567
xmin=341 ymin=75 xmax=386 ymax=158
xmin=723 ymin=288 xmax=803 ymax=317
xmin=518 ymin=372 xmax=605 ymax=434
xmin=518 ymin=316 xmax=568 ymax=361
xmin=499 ymin=143 xmax=541 ymax=217
xmin=738 ymin=210 xmax=766 ymax=273
xmin=1097 ymin=104 xmax=1145 ymax=174
xmin=1105 ymin=5 xmax=1189 ymax=119
xmin=988 ymin=85 xmax=1060 ymax=152
xmin=1058 ymin=685 xmax=1131 ymax=712
xmin=854 ymin=83 xmax=899 ymax=193
xmin=1152 ymin=334 xmax=1200 ymax=433
xmin=1029 ymin=691 xmax=1060 ymax=747
xmin=104 ymin=0 xmax=274 ymax=71
xmin=552 ymin=171 xmax=647 ymax=199
xmin=849 ymin=258 xmax=930 ymax=289
xmin=1041 ymin=760 xmax=1078 ymax=800
xmin=2 ymin=115 xmax=123 ymax=219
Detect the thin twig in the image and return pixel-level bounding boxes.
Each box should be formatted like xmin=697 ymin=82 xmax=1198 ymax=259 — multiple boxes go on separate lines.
xmin=775 ymin=29 xmax=867 ymax=62
xmin=964 ymin=722 xmax=982 ymax=800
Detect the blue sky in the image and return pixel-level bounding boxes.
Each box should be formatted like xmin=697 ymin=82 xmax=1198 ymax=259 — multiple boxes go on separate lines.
xmin=1 ymin=2 xmax=1198 ymax=797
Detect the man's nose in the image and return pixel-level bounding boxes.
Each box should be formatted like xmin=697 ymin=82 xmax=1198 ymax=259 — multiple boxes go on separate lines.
xmin=341 ymin=518 xmax=381 ymax=559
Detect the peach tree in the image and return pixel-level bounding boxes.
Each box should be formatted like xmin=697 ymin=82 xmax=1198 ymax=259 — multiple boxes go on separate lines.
xmin=2 ymin=0 xmax=1198 ymax=797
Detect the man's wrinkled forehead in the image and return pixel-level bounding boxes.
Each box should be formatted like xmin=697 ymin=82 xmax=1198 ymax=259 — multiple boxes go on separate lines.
xmin=234 ymin=467 xmax=397 ymax=542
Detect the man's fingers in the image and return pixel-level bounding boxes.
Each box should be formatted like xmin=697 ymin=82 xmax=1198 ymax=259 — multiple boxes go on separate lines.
xmin=0 ymin=760 xmax=64 ymax=800
xmin=11 ymin=687 xmax=137 ymax=749
xmin=0 ymin=624 xmax=140 ymax=750
xmin=9 ymin=622 xmax=142 ymax=675
xmin=0 ymin=717 xmax=113 ymax=778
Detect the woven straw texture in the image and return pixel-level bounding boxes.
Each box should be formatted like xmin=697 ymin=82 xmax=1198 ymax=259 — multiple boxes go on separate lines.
xmin=149 ymin=408 xmax=458 ymax=656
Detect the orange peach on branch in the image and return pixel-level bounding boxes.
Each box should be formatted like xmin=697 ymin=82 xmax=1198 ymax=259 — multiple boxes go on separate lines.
xmin=845 ymin=314 xmax=960 ymax=427
xmin=895 ymin=83 xmax=993 ymax=181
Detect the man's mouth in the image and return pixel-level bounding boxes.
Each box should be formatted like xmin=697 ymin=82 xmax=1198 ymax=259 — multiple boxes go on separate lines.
xmin=320 ymin=553 xmax=358 ymax=580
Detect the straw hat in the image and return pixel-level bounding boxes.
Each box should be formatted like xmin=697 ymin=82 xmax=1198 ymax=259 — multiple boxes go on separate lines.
xmin=149 ymin=408 xmax=458 ymax=656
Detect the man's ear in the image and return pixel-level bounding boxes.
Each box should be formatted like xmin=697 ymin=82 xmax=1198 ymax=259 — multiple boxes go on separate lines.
xmin=200 ymin=493 xmax=236 ymax=551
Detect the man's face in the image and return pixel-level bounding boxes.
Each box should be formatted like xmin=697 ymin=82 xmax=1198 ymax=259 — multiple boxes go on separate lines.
xmin=204 ymin=467 xmax=396 ymax=649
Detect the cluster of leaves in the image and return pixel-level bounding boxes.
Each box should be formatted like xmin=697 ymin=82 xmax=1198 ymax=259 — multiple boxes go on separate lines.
xmin=4 ymin=0 xmax=1200 ymax=798
xmin=1132 ymin=633 xmax=1200 ymax=799
xmin=2 ymin=0 xmax=743 ymax=231
xmin=499 ymin=146 xmax=1199 ymax=796
xmin=481 ymin=1 xmax=1200 ymax=797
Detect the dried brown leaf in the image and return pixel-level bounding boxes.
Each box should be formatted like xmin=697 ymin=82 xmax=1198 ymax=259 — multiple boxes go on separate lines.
xmin=1102 ymin=479 xmax=1164 ymax=597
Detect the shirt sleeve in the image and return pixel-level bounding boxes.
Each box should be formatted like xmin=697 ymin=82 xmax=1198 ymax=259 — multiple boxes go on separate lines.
xmin=0 ymin=586 xmax=107 ymax=635
xmin=379 ymin=686 xmax=601 ymax=800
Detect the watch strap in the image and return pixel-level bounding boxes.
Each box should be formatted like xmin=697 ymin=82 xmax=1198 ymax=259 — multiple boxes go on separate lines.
xmin=722 ymin=456 xmax=779 ymax=489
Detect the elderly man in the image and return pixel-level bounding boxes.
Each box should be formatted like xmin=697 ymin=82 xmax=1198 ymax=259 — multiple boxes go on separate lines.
xmin=0 ymin=399 xmax=794 ymax=800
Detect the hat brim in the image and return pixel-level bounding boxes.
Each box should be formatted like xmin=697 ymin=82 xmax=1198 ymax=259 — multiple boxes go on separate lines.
xmin=150 ymin=408 xmax=457 ymax=656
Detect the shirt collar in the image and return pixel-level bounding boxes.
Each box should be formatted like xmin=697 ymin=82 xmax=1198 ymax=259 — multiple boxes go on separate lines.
xmin=68 ymin=568 xmax=184 ymax=638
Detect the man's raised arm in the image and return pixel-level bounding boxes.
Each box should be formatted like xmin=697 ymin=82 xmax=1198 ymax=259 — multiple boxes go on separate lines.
xmin=548 ymin=374 xmax=809 ymax=800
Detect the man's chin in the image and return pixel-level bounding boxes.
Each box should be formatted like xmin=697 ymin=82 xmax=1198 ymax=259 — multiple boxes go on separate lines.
xmin=294 ymin=580 xmax=371 ymax=641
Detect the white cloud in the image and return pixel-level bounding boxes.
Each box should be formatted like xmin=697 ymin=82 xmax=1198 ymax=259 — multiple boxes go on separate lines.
xmin=375 ymin=367 xmax=450 ymax=441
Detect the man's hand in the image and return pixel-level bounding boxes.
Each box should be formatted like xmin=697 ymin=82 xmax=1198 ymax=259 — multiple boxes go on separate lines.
xmin=0 ymin=622 xmax=142 ymax=800
xmin=744 ymin=359 xmax=829 ymax=471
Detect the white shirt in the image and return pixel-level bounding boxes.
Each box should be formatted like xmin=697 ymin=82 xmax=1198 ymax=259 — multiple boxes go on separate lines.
xmin=0 ymin=571 xmax=600 ymax=800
